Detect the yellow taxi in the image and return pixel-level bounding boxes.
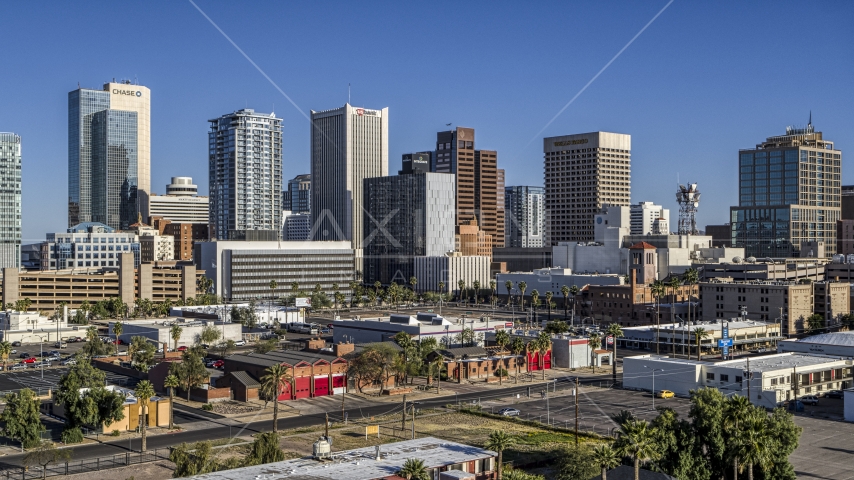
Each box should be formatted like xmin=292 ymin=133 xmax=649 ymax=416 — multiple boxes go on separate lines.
xmin=657 ymin=390 xmax=675 ymax=399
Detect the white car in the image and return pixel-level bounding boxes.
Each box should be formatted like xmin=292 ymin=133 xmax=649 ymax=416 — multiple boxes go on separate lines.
xmin=800 ymin=395 xmax=819 ymax=406
xmin=234 ymin=340 xmax=246 ymax=347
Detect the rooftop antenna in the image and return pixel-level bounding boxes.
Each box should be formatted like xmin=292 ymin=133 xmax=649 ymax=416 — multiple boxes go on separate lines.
xmin=808 ymin=110 xmax=812 ymax=127
xmin=348 ymin=83 xmax=351 ymax=105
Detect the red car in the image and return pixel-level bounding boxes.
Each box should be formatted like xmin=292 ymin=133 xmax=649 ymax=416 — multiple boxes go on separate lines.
xmin=212 ymin=360 xmax=224 ymax=369
xmin=177 ymin=346 xmax=188 ymax=352
xmin=21 ymin=357 xmax=37 ymax=364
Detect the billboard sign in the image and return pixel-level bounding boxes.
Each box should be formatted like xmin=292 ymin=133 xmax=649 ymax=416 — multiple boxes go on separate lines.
xmin=295 ymin=297 xmax=311 ymax=308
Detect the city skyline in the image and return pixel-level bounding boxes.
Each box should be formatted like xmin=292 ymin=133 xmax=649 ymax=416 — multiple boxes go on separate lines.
xmin=0 ymin=2 xmax=851 ymax=242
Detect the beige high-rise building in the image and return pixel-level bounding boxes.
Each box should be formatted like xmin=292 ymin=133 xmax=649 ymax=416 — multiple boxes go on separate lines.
xmin=69 ymin=81 xmax=151 ymax=230
xmin=544 ymin=132 xmax=631 ymax=244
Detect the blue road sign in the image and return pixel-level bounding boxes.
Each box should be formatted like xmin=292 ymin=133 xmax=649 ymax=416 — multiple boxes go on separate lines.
xmin=718 ymin=338 xmax=734 ymax=348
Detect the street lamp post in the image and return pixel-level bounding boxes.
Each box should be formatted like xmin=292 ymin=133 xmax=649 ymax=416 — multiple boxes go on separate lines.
xmin=644 ymin=365 xmax=664 ymax=409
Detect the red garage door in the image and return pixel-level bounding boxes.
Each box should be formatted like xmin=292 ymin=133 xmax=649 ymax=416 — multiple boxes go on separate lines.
xmin=543 ymin=350 xmax=552 ymax=370
xmin=528 ymin=352 xmax=540 ymax=371
xmin=294 ymin=377 xmax=311 ymax=399
xmin=314 ymin=376 xmax=329 ymax=397
xmin=277 ymin=381 xmax=293 ymax=401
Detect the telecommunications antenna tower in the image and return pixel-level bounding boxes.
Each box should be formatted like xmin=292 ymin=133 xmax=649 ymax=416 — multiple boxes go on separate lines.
xmin=676 ymin=183 xmax=700 ymax=235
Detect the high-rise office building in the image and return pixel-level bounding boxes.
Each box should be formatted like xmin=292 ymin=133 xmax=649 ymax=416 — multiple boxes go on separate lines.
xmin=310 ymin=104 xmax=388 ymax=249
xmin=731 ymin=121 xmax=842 ymax=257
xmin=148 ymin=177 xmax=209 ymax=224
xmin=208 ymin=109 xmax=282 ymax=241
xmin=505 ymin=186 xmax=545 ymax=248
xmin=68 ymin=81 xmax=151 ymax=230
xmin=434 ymin=127 xmax=504 ymax=250
xmin=283 ymin=174 xmax=311 ymax=214
xmin=543 ymin=132 xmax=631 ymax=244
xmin=362 ymin=161 xmax=455 ymax=286
xmin=0 ymin=133 xmax=21 ymax=268
xmin=630 ymin=202 xmax=669 ymax=235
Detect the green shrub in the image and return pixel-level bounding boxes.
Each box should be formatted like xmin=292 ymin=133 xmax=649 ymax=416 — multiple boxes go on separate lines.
xmin=61 ymin=426 xmax=84 ymax=444
xmin=110 ymin=429 xmax=121 ymax=437
xmin=201 ymin=403 xmax=213 ymax=411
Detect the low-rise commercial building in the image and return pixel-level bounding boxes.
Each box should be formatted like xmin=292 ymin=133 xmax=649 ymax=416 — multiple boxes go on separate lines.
xmin=778 ymin=331 xmax=854 ymax=357
xmin=0 ymin=310 xmax=77 ymax=343
xmin=618 ymin=320 xmax=782 ymax=357
xmin=496 ymin=268 xmax=623 ymax=298
xmin=194 ymin=240 xmax=354 ymax=300
xmin=332 ymin=312 xmax=497 ymax=346
xmin=187 ymin=437 xmax=497 ymax=480
xmin=223 ymin=348 xmax=350 ymax=400
xmin=698 ymin=258 xmax=826 ymax=282
xmin=49 ymin=385 xmax=170 ymax=434
xmin=108 ymin=318 xmax=242 ymax=348
xmin=624 ymin=353 xmax=854 ymax=409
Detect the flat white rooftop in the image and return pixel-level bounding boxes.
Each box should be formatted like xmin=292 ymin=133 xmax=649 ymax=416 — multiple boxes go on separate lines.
xmin=187 ymin=437 xmax=495 ymax=480
xmin=622 ymin=320 xmax=775 ymax=334
xmin=630 ymin=352 xmax=850 ymax=372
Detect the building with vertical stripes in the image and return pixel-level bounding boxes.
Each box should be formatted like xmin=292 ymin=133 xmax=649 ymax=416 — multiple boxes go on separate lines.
xmin=0 ymin=133 xmax=21 ymax=268
xmin=310 ymin=104 xmax=388 ymax=253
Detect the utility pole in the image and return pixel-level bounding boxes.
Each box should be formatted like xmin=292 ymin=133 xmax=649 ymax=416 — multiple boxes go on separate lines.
xmin=746 ymin=358 xmax=751 ymax=401
xmin=401 ymin=394 xmax=407 ymax=433
xmin=792 ymin=366 xmax=798 ymax=403
xmin=575 ymin=376 xmax=579 ymax=445
xmin=341 ymin=390 xmax=346 ymax=425
xmin=325 ymin=413 xmax=329 ymax=439
xmin=411 ymin=403 xmax=416 ymax=439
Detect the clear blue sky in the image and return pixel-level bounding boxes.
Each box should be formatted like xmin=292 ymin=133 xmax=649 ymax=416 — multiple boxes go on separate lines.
xmin=1 ymin=1 xmax=852 ymax=243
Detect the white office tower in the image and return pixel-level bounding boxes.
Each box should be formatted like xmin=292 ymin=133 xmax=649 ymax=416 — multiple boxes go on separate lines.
xmin=544 ymin=132 xmax=631 ymax=244
xmin=310 ymin=104 xmax=388 ymax=250
xmin=208 ymin=109 xmax=282 ymax=240
xmin=148 ymin=177 xmax=209 ymax=224
xmin=630 ymin=202 xmax=669 ymax=235
xmin=0 ymin=133 xmax=21 ymax=268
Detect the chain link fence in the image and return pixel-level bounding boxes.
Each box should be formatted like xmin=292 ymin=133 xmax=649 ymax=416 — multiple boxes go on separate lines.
xmin=0 ymin=448 xmax=170 ymax=480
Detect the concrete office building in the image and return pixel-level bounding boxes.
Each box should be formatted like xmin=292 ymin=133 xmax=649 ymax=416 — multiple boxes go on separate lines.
xmin=149 ymin=217 xmax=209 ymax=262
xmin=194 ymin=240 xmax=354 ymax=301
xmin=705 ymin=224 xmax=732 ymax=248
xmin=698 ymin=258 xmax=826 ymax=283
xmin=362 ymin=165 xmax=455 ymax=286
xmin=208 ymin=109 xmax=282 ymax=241
xmin=778 ymin=331 xmax=854 ymax=357
xmin=0 ymin=133 xmax=21 ymax=268
xmin=0 ymin=311 xmax=73 ymax=344
xmin=413 ymin=253 xmax=491 ymax=295
xmin=492 ymin=247 xmax=552 ymax=272
xmin=630 ymin=202 xmax=669 ymax=235
xmin=332 ymin=312 xmax=495 ymax=345
xmin=2 ymin=253 xmax=200 ymax=310
xmin=310 ymin=104 xmax=388 ymax=252
xmin=434 ymin=127 xmax=504 ymax=249
xmin=148 ymin=177 xmax=209 ymax=224
xmin=624 ymin=353 xmax=853 ymax=409
xmin=505 ymin=186 xmax=545 ymax=248
xmin=282 ymin=211 xmax=310 ymax=241
xmin=282 ymin=173 xmax=310 ymax=214
xmin=699 ymin=280 xmax=848 ymax=336
xmin=41 ymin=222 xmax=139 ymax=270
xmin=139 ymin=232 xmax=174 ymax=263
xmin=731 ymin=121 xmax=842 ymax=257
xmin=68 ymin=81 xmax=151 ymax=230
xmin=618 ymin=320 xmax=781 ymax=355
xmin=544 ymin=132 xmax=631 ymax=244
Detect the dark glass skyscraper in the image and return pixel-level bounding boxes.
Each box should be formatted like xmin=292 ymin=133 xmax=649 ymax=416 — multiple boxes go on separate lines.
xmin=731 ymin=121 xmax=842 ymax=257
xmin=68 ymin=82 xmax=150 ymax=231
xmin=283 ymin=174 xmax=311 ymax=214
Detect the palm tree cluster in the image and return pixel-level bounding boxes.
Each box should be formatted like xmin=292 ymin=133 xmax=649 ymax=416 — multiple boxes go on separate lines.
xmin=606 ymin=388 xmax=801 ymax=480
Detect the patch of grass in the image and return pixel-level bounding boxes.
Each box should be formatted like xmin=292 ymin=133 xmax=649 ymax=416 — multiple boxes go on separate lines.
xmin=512 ymin=431 xmax=578 ymax=445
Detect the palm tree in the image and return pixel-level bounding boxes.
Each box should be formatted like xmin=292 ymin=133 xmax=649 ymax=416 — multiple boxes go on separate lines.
xmin=134 ymin=380 xmax=155 ymax=451
xmin=457 ymin=279 xmax=466 ymax=304
xmin=432 ymin=356 xmax=444 ymax=394
xmin=737 ymin=411 xmax=770 ymax=480
xmin=504 ymin=280 xmax=513 ymax=306
xmin=535 ymin=331 xmax=551 ymax=380
xmin=588 ymin=334 xmax=601 ymax=373
xmin=683 ymin=267 xmax=699 ymax=326
xmin=397 ymin=458 xmax=429 ymax=480
xmin=617 ymin=419 xmax=659 ymax=480
xmin=489 ymin=280 xmax=497 ymax=308
xmin=261 ymin=363 xmax=292 ymax=433
xmin=518 ymin=281 xmax=527 ymax=312
xmin=724 ymin=395 xmax=753 ymax=480
xmin=113 ymin=321 xmax=123 ymax=355
xmin=495 ymin=330 xmax=510 ymax=385
xmin=0 ymin=341 xmax=11 ymax=372
xmin=510 ymin=337 xmax=525 ymax=383
xmin=163 ymin=374 xmax=180 ymax=429
xmin=592 ymin=444 xmax=621 ymax=480
xmin=668 ymin=277 xmax=681 ymax=352
xmin=545 ymin=291 xmax=553 ymax=321
xmin=605 ymin=323 xmax=623 ymax=385
xmin=409 ymin=276 xmax=418 ymax=302
xmin=651 ymin=280 xmax=665 ymax=354
xmin=561 ymin=285 xmax=570 ymax=320
xmin=170 ymin=325 xmax=183 ymax=352
xmin=472 ymin=280 xmax=481 ymax=305
xmin=530 ymin=290 xmax=539 ymax=325
xmin=485 ymin=430 xmax=515 ymax=480
xmin=693 ymin=327 xmax=709 ymax=361
xmin=291 ymin=281 xmax=299 ymax=296
xmin=374 ymin=281 xmax=382 ymax=307
xmin=569 ymin=284 xmax=579 ymax=325
xmin=348 ymin=281 xmax=358 ymax=307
